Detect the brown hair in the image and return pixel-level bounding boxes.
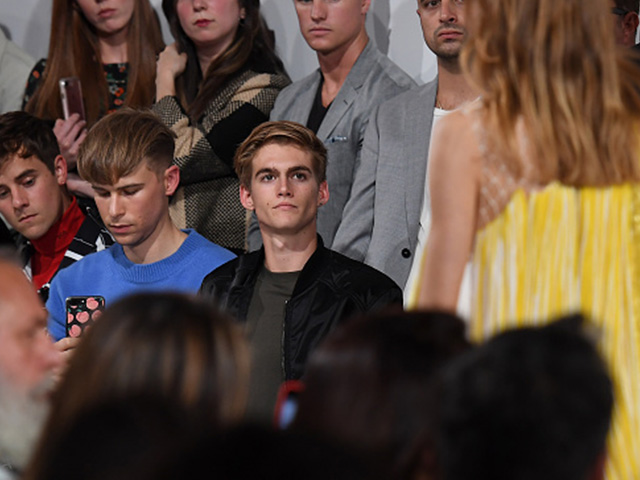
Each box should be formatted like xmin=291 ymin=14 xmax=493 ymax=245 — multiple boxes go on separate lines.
xmin=24 ymin=292 xmax=250 ymax=480
xmin=614 ymin=0 xmax=639 ymax=12
xmin=234 ymin=121 xmax=327 ymax=189
xmin=0 ymin=111 xmax=60 ymax=173
xmin=293 ymin=310 xmax=471 ymax=480
xmin=78 ymin=108 xmax=175 ymax=185
xmin=24 ymin=0 xmax=164 ymax=126
xmin=462 ymin=0 xmax=640 ymax=186
xmin=162 ymin=0 xmax=286 ymax=121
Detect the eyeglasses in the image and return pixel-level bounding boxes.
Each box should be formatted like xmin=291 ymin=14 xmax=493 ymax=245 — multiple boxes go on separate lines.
xmin=611 ymin=7 xmax=631 ymax=16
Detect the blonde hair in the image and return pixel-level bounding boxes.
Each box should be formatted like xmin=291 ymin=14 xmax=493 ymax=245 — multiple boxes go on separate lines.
xmin=78 ymin=109 xmax=175 ymax=185
xmin=462 ymin=0 xmax=640 ymax=186
xmin=234 ymin=121 xmax=327 ymax=189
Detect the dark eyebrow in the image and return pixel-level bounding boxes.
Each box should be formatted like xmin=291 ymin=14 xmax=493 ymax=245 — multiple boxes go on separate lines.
xmin=92 ymin=183 xmax=145 ymax=193
xmin=15 ymin=169 xmax=39 ymax=182
xmin=116 ymin=183 xmax=144 ymax=191
xmin=287 ymin=166 xmax=313 ymax=175
xmin=255 ymin=168 xmax=277 ymax=178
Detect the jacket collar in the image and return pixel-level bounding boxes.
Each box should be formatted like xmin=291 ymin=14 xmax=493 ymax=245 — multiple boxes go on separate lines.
xmin=239 ymin=235 xmax=329 ymax=297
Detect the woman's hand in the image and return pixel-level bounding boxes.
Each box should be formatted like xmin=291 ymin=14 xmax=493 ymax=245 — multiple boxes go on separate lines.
xmin=156 ymin=42 xmax=188 ymax=101
xmin=53 ymin=113 xmax=87 ymax=171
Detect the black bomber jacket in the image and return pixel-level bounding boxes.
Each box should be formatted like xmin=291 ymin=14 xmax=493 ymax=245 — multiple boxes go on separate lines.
xmin=199 ymin=236 xmax=403 ymax=380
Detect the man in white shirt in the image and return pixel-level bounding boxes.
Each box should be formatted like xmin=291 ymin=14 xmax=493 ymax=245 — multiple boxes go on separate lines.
xmin=333 ymin=0 xmax=477 ymax=305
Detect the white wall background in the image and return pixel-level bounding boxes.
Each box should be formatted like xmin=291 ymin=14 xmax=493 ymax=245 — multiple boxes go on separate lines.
xmin=0 ymin=0 xmax=436 ymax=83
xmin=0 ymin=0 xmax=437 ymax=85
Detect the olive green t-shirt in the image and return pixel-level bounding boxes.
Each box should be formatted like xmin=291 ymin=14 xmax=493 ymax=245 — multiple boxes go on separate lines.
xmin=244 ymin=267 xmax=300 ymax=423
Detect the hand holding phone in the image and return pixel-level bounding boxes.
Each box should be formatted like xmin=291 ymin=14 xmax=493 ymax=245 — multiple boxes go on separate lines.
xmin=65 ymin=296 xmax=105 ymax=338
xmin=59 ymin=77 xmax=86 ymax=121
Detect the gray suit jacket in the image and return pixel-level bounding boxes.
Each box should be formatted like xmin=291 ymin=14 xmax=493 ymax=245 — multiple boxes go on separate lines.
xmin=332 ymin=80 xmax=438 ymax=289
xmin=247 ymin=41 xmax=416 ymax=250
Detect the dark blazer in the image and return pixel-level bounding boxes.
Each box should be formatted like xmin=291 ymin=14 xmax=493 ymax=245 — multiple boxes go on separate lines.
xmin=200 ymin=236 xmax=403 ymax=380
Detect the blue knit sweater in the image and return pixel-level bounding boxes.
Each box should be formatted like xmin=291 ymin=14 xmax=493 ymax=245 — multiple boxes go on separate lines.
xmin=46 ymin=229 xmax=235 ymax=340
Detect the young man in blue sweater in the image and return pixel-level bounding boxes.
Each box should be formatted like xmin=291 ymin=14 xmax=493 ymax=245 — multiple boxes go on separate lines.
xmin=46 ymin=109 xmax=235 ymax=341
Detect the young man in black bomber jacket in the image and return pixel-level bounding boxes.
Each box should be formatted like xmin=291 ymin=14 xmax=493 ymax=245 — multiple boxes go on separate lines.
xmin=200 ymin=120 xmax=402 ymax=422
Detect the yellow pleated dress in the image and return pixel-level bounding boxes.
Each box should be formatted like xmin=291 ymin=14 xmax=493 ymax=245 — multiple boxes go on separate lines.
xmin=466 ymin=182 xmax=640 ymax=480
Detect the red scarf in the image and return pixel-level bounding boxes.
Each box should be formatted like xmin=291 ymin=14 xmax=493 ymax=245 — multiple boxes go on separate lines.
xmin=31 ymin=197 xmax=85 ymax=290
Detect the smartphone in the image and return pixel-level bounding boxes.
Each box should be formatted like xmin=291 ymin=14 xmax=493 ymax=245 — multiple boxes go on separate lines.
xmin=65 ymin=295 xmax=105 ymax=338
xmin=59 ymin=77 xmax=86 ymax=121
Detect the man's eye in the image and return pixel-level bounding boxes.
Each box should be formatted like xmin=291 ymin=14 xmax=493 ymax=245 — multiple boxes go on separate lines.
xmin=94 ymin=191 xmax=110 ymax=198
xmin=23 ymin=177 xmax=35 ymax=187
xmin=122 ymin=188 xmax=140 ymax=196
xmin=261 ymin=174 xmax=275 ymax=182
xmin=0 ymin=190 xmax=8 ymax=199
xmin=292 ymin=173 xmax=308 ymax=181
xmin=425 ymin=0 xmax=440 ymax=7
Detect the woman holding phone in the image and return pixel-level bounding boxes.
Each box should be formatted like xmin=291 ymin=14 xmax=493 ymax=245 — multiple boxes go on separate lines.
xmin=154 ymin=0 xmax=289 ymax=251
xmin=23 ymin=0 xmax=163 ymax=174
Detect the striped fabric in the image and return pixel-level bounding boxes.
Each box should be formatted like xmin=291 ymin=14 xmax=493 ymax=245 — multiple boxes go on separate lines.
xmin=153 ymin=70 xmax=290 ymax=252
xmin=467 ymin=182 xmax=640 ymax=480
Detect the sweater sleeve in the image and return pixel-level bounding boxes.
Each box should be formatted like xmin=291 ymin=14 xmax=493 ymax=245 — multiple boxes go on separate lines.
xmin=153 ymin=71 xmax=289 ymax=186
xmin=46 ymin=274 xmax=67 ymax=341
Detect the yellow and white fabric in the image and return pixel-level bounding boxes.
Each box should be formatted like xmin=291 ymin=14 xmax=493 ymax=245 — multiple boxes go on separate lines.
xmin=468 ymin=183 xmax=639 ymax=480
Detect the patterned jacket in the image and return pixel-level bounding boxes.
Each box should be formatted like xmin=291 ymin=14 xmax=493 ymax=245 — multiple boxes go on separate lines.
xmin=18 ymin=198 xmax=114 ymax=303
xmin=153 ymin=68 xmax=290 ymax=252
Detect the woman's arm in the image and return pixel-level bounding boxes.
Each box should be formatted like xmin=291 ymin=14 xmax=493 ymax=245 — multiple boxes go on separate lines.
xmin=414 ymin=110 xmax=481 ymax=311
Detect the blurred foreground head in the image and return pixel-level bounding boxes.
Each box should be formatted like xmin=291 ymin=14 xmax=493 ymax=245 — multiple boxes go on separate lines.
xmin=438 ymin=315 xmax=613 ymax=480
xmin=25 ymin=292 xmax=249 ymax=480
xmin=0 ymin=253 xmax=60 ymax=471
xmin=294 ymin=309 xmax=471 ymax=480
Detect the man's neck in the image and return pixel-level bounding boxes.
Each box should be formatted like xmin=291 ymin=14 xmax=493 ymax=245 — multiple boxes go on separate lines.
xmin=262 ymin=229 xmax=317 ymax=273
xmin=435 ymin=58 xmax=477 ymax=111
xmin=122 ymin=216 xmax=187 ymax=265
xmin=317 ymin=32 xmax=369 ymax=107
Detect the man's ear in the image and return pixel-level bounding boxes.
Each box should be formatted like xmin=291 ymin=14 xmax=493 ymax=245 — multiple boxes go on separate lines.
xmin=623 ymin=12 xmax=639 ymax=44
xmin=164 ymin=165 xmax=180 ymax=196
xmin=240 ymin=184 xmax=254 ymax=211
xmin=317 ymin=180 xmax=329 ymax=207
xmin=362 ymin=0 xmax=372 ymax=15
xmin=53 ymin=155 xmax=68 ymax=186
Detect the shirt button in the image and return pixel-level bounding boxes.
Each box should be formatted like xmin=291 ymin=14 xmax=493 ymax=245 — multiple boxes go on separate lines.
xmin=401 ymin=248 xmax=411 ymax=258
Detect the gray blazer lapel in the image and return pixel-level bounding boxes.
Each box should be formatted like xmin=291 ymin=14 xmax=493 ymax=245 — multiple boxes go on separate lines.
xmin=404 ymin=80 xmax=438 ymax=248
xmin=316 ymin=41 xmax=374 ymax=141
xmin=292 ymin=72 xmax=322 ymax=125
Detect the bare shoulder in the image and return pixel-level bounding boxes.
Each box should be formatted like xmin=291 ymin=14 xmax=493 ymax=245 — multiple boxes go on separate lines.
xmin=430 ymin=104 xmax=484 ymax=177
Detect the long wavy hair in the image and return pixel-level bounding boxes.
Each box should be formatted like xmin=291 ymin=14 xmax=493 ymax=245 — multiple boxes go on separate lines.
xmin=162 ymin=0 xmax=286 ymax=121
xmin=462 ymin=0 xmax=640 ymax=186
xmin=24 ymin=0 xmax=164 ymax=126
